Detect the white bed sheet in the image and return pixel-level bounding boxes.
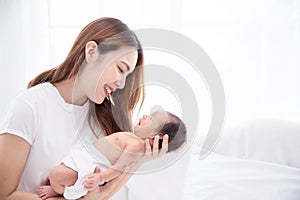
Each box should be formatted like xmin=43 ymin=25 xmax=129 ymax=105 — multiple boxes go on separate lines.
xmin=183 ymin=152 xmax=300 ymax=200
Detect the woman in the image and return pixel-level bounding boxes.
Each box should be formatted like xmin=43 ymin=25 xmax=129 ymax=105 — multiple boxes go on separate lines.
xmin=0 ymin=17 xmax=168 ymax=200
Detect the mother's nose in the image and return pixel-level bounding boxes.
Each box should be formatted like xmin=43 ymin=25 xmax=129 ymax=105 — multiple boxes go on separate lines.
xmin=115 ymin=76 xmax=126 ymax=89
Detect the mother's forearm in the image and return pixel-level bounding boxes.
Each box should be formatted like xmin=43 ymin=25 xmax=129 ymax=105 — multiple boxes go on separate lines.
xmin=81 ymin=173 xmax=134 ymax=200
xmin=82 ymin=162 xmax=143 ymax=200
xmin=3 ymin=190 xmax=60 ymax=200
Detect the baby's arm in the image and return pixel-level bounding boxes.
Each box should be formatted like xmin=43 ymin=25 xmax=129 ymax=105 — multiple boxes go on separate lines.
xmin=84 ymin=142 xmax=144 ymax=191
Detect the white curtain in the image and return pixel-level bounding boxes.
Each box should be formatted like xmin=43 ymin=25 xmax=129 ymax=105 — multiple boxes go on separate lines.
xmin=1 ymin=0 xmax=300 ymax=129
xmin=0 ymin=0 xmax=50 ymax=113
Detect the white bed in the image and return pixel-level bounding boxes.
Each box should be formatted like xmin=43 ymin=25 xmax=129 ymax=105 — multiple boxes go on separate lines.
xmin=183 ymin=118 xmax=300 ymax=200
xmin=183 ymin=152 xmax=300 ymax=200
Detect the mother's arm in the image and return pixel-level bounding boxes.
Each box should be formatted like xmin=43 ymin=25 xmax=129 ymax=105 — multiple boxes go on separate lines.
xmin=81 ymin=135 xmax=169 ymax=200
xmin=81 ymin=164 xmax=141 ymax=200
xmin=0 ymin=133 xmax=44 ymax=200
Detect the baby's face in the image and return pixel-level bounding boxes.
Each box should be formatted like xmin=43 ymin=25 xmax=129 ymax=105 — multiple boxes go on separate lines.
xmin=133 ymin=111 xmax=169 ymax=138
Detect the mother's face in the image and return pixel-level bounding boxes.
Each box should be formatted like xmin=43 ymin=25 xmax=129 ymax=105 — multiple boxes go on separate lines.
xmin=95 ymin=49 xmax=138 ymax=104
xmin=84 ymin=43 xmax=138 ymax=104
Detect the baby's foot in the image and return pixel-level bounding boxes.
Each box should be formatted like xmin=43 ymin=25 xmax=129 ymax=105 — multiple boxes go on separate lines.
xmin=36 ymin=186 xmax=59 ymax=200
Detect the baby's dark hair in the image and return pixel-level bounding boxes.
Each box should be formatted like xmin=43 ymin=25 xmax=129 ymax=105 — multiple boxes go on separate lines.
xmin=157 ymin=112 xmax=187 ymax=153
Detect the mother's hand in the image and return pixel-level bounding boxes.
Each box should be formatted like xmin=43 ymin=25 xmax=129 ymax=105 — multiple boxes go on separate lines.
xmin=143 ymin=134 xmax=169 ymax=163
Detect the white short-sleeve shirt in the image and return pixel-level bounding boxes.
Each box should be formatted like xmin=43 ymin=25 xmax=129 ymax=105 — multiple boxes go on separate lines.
xmin=0 ymin=82 xmax=101 ymax=193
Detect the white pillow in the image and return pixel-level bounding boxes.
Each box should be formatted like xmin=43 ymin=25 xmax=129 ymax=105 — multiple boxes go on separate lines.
xmin=213 ymin=118 xmax=300 ymax=168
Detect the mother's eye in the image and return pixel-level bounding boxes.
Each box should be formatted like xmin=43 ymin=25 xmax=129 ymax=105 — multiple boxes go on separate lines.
xmin=117 ymin=65 xmax=124 ymax=73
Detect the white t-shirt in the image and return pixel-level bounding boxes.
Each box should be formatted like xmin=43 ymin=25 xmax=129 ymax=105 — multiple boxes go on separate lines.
xmin=0 ymin=83 xmax=101 ymax=193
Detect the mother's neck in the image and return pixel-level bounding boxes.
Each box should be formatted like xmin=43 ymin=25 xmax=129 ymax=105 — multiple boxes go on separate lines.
xmin=53 ymin=77 xmax=88 ymax=106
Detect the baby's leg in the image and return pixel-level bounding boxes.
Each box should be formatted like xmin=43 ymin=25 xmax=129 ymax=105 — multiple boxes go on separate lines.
xmin=37 ymin=164 xmax=78 ymax=199
xmin=50 ymin=164 xmax=78 ymax=193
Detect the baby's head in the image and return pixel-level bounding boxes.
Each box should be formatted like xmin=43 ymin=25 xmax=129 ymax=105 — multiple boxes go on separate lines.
xmin=133 ymin=111 xmax=187 ymax=153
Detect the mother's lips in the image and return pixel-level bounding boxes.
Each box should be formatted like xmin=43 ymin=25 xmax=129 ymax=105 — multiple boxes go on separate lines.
xmin=105 ymin=84 xmax=115 ymax=92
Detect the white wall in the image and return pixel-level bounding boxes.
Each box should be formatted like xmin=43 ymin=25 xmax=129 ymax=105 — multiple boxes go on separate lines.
xmin=1 ymin=0 xmax=300 ymax=136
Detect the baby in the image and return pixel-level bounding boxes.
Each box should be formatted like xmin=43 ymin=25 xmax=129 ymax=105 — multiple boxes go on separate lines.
xmin=37 ymin=110 xmax=187 ymax=200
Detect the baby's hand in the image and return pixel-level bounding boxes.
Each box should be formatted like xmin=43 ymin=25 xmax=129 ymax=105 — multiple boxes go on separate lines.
xmin=84 ymin=173 xmax=102 ymax=191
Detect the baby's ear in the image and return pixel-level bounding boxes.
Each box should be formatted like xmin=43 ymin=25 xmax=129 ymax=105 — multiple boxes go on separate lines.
xmin=156 ymin=133 xmax=164 ymax=139
xmin=150 ymin=133 xmax=163 ymax=139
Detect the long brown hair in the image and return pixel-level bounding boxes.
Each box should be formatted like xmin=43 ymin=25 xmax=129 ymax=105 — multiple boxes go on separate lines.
xmin=28 ymin=17 xmax=144 ymax=135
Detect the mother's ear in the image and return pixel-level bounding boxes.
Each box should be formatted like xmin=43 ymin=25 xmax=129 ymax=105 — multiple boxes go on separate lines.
xmin=85 ymin=41 xmax=99 ymax=63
